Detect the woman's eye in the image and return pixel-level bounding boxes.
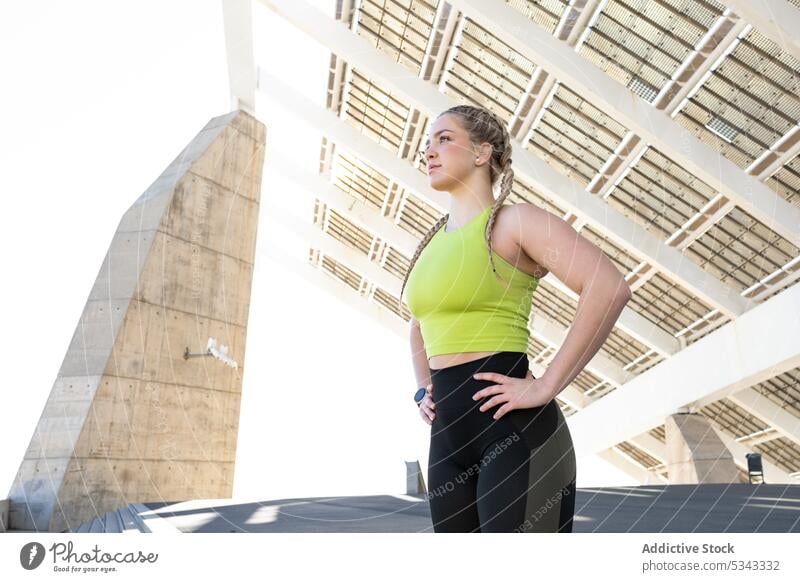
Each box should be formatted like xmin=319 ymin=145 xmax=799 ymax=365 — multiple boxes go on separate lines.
xmin=440 ymin=136 xmax=450 ymax=143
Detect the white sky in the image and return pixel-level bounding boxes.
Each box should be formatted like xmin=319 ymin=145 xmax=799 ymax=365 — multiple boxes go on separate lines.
xmin=0 ymin=0 xmax=635 ymax=505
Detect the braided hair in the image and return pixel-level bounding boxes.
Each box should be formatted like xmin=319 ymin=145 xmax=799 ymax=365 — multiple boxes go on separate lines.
xmin=398 ymin=105 xmax=515 ymax=311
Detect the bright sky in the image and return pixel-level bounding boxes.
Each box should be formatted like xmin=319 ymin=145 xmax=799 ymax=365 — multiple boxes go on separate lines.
xmin=0 ymin=0 xmax=635 ymax=506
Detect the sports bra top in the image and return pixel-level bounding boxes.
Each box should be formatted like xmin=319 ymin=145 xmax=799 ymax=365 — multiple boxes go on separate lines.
xmin=404 ymin=205 xmax=540 ymax=358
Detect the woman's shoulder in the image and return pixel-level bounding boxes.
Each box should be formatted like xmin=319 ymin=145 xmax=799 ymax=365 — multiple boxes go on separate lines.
xmin=494 ymin=202 xmax=551 ymax=231
xmin=492 ymin=203 xmax=552 ymax=279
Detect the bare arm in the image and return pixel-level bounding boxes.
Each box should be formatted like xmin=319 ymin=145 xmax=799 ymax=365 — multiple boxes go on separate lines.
xmin=513 ymin=204 xmax=633 ymax=398
xmin=409 ymin=317 xmax=432 ymax=388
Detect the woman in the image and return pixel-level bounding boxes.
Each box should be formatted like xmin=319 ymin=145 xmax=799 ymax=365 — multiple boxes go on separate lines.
xmin=399 ymin=105 xmax=632 ymax=533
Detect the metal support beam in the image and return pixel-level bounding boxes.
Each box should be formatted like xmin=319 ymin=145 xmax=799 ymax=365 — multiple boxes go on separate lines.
xmin=262 ymin=236 xmax=408 ymax=339
xmin=727 ymin=388 xmax=800 ymax=449
xmin=568 ymin=280 xmax=800 ymax=459
xmin=752 ymin=126 xmax=800 ymax=180
xmin=629 ymin=433 xmax=667 ymax=464
xmin=596 ymin=448 xmax=668 ymax=484
xmin=716 ymin=425 xmax=796 ymax=483
xmin=654 ymin=13 xmax=748 ymax=115
xmin=222 ymin=0 xmax=256 ymax=114
xmin=737 ymin=428 xmax=780 ymax=447
xmin=447 ymin=0 xmax=800 ymax=249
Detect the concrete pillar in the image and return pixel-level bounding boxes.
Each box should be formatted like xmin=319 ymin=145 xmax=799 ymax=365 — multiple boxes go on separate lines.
xmin=6 ymin=110 xmax=265 ymax=532
xmin=665 ymin=412 xmax=739 ymax=484
xmin=405 ymin=460 xmax=427 ymax=496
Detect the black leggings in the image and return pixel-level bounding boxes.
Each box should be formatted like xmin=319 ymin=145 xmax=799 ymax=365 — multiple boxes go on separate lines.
xmin=426 ymin=351 xmax=576 ymax=532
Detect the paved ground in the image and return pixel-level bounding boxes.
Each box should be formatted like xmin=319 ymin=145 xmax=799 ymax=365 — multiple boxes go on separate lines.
xmin=136 ymin=483 xmax=800 ymax=533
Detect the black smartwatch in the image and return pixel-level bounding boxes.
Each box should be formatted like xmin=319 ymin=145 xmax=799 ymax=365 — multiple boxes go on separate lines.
xmin=414 ymin=386 xmax=427 ymax=406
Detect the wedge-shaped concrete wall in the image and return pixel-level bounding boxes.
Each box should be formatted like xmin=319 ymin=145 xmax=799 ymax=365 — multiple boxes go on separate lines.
xmin=7 ymin=110 xmax=265 ymax=532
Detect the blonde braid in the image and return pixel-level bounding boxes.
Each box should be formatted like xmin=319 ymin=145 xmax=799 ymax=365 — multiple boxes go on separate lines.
xmin=482 ymin=109 xmax=514 ymax=287
xmin=486 ymin=160 xmax=514 ymax=287
xmin=397 ymin=213 xmax=449 ymax=312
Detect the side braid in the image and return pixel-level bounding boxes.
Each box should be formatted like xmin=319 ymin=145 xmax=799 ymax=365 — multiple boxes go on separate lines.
xmin=483 ymin=110 xmax=514 ymax=287
xmin=397 ymin=213 xmax=449 ymax=312
xmin=485 ymin=159 xmax=514 ymax=287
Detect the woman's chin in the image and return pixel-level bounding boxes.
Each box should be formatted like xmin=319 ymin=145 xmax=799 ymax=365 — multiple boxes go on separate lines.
xmin=428 ymin=175 xmax=453 ymax=191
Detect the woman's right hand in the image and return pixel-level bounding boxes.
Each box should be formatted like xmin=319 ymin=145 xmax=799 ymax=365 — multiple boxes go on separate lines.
xmin=419 ymin=383 xmax=435 ymax=425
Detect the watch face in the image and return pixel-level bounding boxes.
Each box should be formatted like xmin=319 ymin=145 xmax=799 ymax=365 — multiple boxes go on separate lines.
xmin=414 ymin=387 xmax=426 ymax=403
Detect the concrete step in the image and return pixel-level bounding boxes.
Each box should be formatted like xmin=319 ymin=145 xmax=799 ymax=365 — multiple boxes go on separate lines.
xmin=71 ymin=505 xmax=149 ymax=533
xmin=118 ymin=505 xmax=144 ymax=533
xmin=129 ymin=503 xmax=182 ymax=533
xmin=103 ymin=511 xmax=122 ymax=533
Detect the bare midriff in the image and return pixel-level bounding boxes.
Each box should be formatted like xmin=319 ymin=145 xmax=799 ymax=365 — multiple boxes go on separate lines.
xmin=428 ymin=351 xmax=500 ymax=370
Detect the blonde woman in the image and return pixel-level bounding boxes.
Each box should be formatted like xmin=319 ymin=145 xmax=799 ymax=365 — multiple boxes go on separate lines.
xmin=400 ymin=105 xmax=632 ymax=533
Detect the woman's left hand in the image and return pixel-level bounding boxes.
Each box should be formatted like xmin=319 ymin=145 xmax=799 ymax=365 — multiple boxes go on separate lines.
xmin=472 ymin=369 xmax=555 ymax=420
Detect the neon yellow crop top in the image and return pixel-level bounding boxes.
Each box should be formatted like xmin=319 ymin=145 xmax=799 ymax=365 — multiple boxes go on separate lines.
xmin=404 ymin=205 xmax=539 ymax=358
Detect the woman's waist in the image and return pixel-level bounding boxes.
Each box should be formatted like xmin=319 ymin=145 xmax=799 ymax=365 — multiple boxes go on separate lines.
xmin=429 ymin=351 xmax=530 ymax=409
xmin=429 ymin=351 xmax=499 ymax=370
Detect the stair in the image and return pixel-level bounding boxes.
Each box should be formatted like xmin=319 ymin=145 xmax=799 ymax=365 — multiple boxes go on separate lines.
xmin=68 ymin=503 xmax=180 ymax=533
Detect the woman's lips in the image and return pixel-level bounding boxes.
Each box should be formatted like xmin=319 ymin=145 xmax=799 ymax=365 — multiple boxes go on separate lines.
xmin=429 ymin=165 xmax=441 ymax=173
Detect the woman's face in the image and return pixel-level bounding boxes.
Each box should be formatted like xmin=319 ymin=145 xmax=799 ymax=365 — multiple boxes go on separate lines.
xmin=422 ymin=114 xmax=479 ymax=192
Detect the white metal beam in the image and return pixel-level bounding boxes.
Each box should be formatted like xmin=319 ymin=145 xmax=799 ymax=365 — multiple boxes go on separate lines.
xmin=738 ymin=428 xmax=781 ymax=447
xmin=576 ymin=387 xmax=789 ymax=484
xmin=573 ymin=390 xmax=788 ymax=484
xmin=263 ymin=241 xmax=408 ymax=339
xmin=447 ymin=0 xmax=800 ymax=250
xmin=420 ymin=0 xmax=459 ymax=84
xmin=629 ymin=433 xmax=667 ymax=465
xmin=641 ymin=421 xmax=797 ymax=483
xmin=256 ymin=79 xmax=448 ymax=212
xmin=557 ymin=0 xmax=602 ymax=45
xmin=265 ymin=152 xmax=420 ymax=251
xmin=268 ymin=204 xmax=404 ymax=295
xmin=715 ymin=425 xmax=796 ymax=483
xmin=222 ymin=0 xmax=256 ymax=114
xmin=654 ymin=13 xmax=748 ymax=115
xmin=256 ymin=0 xmax=751 ymax=320
xmin=587 ymin=13 xmax=746 ymax=283
xmin=753 ymin=126 xmax=800 ymax=180
xmin=720 ymin=0 xmax=800 ymax=63
xmin=568 ymin=280 xmax=800 ymax=459
xmin=607 ymin=404 xmax=794 ymax=484
xmin=527 ymin=311 xmax=632 ymax=388
xmin=727 ymin=388 xmax=800 ymax=449
xmin=508 ymin=0 xmax=596 ymax=140
xmin=512 ymin=0 xmax=600 ymax=140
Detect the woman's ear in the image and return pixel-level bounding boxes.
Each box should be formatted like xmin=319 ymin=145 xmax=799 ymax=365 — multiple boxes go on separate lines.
xmin=474 ymin=142 xmax=493 ymax=166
